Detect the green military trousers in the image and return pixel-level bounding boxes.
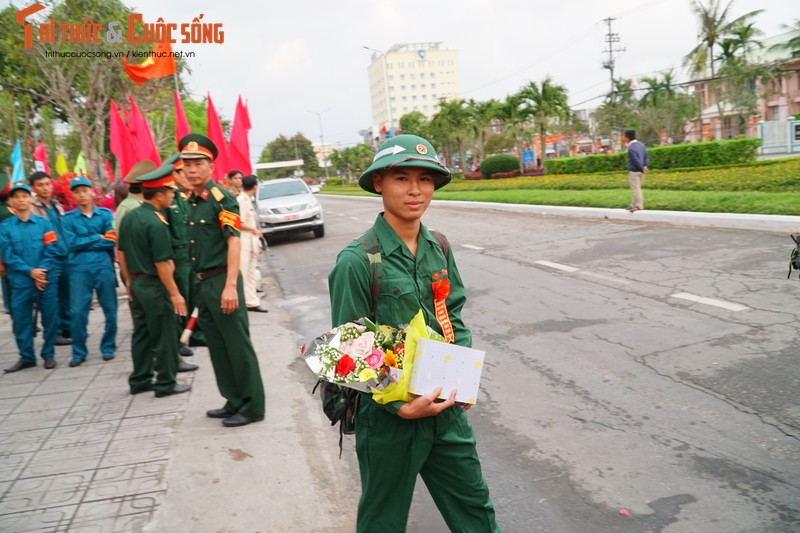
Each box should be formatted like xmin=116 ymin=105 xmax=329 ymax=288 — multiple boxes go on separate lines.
xmin=194 ymin=273 xmax=265 ymax=418
xmin=128 ymin=278 xmax=179 ymax=395
xmin=174 ymin=248 xmax=205 ymax=344
xmin=355 ymin=399 xmax=499 ymax=533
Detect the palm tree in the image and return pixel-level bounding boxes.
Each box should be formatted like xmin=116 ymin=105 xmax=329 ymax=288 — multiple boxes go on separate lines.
xmin=768 ymin=19 xmax=800 ymax=56
xmin=520 ymin=77 xmax=571 ymax=168
xmin=640 ymin=71 xmax=676 ymax=108
xmin=685 ymin=0 xmax=763 ymax=138
xmin=430 ymin=99 xmax=473 ymax=169
xmin=466 ymin=98 xmax=502 ymax=161
xmin=496 ymin=92 xmax=532 ymax=171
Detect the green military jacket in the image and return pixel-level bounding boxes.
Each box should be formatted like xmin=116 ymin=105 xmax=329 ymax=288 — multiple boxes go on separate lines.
xmin=186 ymin=181 xmax=241 ymax=273
xmin=329 ymin=213 xmax=471 ymax=348
xmin=117 ymin=202 xmax=174 ymax=276
xmin=0 ymin=204 xmax=14 ymax=223
xmin=164 ymin=190 xmax=189 ymax=249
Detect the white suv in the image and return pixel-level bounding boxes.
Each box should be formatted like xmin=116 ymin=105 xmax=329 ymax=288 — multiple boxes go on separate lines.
xmin=256 ymin=177 xmax=324 ymax=240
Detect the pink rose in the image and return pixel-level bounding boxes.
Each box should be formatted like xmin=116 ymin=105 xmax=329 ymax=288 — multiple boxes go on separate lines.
xmin=339 ymin=332 xmax=375 ymax=360
xmin=364 ymin=348 xmax=385 ymax=369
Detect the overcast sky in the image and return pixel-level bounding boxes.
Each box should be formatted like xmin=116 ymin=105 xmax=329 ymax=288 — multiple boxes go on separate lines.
xmin=11 ymin=0 xmax=799 ymax=158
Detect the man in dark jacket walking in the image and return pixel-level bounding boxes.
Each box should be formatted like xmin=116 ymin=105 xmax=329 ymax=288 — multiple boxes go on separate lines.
xmin=623 ymin=129 xmax=649 ymax=212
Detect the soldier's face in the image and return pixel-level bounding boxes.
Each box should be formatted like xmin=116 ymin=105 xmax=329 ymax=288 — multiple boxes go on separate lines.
xmin=182 ymin=158 xmax=214 ymax=190
xmin=373 ymin=167 xmax=434 ymax=224
xmin=153 ymin=188 xmax=176 ymax=209
xmin=8 ymin=191 xmax=33 ymax=213
xmin=31 ymin=177 xmax=53 ymax=200
xmin=71 ymin=186 xmax=94 ymax=207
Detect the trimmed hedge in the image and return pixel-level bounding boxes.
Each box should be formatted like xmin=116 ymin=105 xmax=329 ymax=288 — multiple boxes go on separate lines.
xmin=544 ymin=138 xmax=761 ymax=175
xmin=479 ymin=154 xmax=520 ymax=178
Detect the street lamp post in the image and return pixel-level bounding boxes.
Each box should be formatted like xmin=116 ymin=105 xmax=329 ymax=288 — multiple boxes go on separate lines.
xmin=306 ymin=108 xmax=330 ymax=180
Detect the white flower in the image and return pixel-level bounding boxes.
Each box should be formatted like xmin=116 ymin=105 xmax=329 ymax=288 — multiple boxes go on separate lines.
xmin=339 ymin=332 xmax=375 ymax=360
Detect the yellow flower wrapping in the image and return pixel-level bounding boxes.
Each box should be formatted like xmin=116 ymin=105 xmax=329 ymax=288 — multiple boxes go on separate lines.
xmin=371 ymin=309 xmax=428 ymax=404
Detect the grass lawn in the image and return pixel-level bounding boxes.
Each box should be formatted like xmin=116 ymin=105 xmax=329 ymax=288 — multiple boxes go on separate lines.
xmin=321 ymin=157 xmax=800 ymax=216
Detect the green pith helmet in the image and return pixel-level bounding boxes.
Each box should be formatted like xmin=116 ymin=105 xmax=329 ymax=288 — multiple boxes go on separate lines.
xmin=358 ymin=134 xmax=451 ymax=194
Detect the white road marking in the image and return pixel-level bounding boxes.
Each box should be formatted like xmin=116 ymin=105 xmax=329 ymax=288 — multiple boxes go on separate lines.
xmin=535 ymin=260 xmax=579 ymax=272
xmin=579 ymin=271 xmax=631 ymax=285
xmin=461 ymin=244 xmax=484 ymax=251
xmin=670 ymin=292 xmax=749 ymax=312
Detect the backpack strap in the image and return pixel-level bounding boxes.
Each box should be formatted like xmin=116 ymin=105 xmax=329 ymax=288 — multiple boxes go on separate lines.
xmin=431 ymin=230 xmax=449 ymax=261
xmin=356 ymin=228 xmax=382 ymax=315
xmin=356 ymin=227 xmax=450 ymax=315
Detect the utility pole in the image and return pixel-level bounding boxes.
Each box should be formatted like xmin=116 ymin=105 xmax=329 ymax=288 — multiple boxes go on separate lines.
xmin=601 ymin=17 xmax=625 ymax=105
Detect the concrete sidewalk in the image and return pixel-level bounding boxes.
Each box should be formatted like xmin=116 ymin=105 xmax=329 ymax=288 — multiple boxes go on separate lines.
xmin=0 ymin=262 xmax=351 ymax=533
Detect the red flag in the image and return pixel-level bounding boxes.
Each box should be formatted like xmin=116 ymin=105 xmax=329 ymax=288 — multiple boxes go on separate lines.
xmin=33 ymin=142 xmax=50 ymax=174
xmin=109 ymin=100 xmax=140 ymax=177
xmin=206 ymin=93 xmax=230 ymax=183
xmin=128 ymin=95 xmax=162 ymax=166
xmin=228 ymin=96 xmax=252 ymax=175
xmin=122 ymin=41 xmax=177 ymax=86
xmin=174 ymin=90 xmax=191 ymax=150
xmin=104 ymin=158 xmax=114 ymax=183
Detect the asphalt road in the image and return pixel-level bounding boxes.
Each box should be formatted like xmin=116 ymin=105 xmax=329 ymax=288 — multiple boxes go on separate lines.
xmin=271 ymin=195 xmax=800 ymax=533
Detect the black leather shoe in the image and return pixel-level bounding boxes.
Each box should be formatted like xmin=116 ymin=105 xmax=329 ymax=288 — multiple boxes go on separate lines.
xmin=43 ymin=357 xmax=56 ymax=369
xmin=130 ymin=383 xmax=155 ymax=394
xmin=4 ymin=360 xmax=36 ymax=373
xmin=178 ymin=345 xmax=194 ymax=357
xmin=247 ymin=305 xmax=269 ymax=313
xmin=154 ymin=384 xmax=192 ymax=398
xmin=102 ymin=354 xmax=115 ymax=361
xmin=55 ymin=336 xmax=72 ymax=346
xmin=177 ymin=360 xmax=199 ymax=372
xmin=188 ymin=338 xmax=207 ymax=347
xmin=222 ymin=413 xmax=264 ymax=427
xmin=68 ymin=359 xmax=84 ymax=368
xmin=207 ymin=408 xmax=235 ymax=419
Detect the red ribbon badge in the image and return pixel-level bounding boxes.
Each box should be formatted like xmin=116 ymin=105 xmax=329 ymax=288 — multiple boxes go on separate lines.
xmin=431 ymin=270 xmax=454 ymax=343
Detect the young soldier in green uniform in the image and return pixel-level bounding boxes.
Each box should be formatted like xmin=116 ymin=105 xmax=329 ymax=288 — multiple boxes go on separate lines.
xmin=180 ymin=133 xmax=265 ymax=427
xmin=328 ymin=134 xmax=499 ymax=532
xmin=118 ymin=164 xmax=190 ymax=397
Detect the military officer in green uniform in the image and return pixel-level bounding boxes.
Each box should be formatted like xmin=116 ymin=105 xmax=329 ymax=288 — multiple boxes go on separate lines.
xmin=328 ymin=134 xmax=499 ymax=532
xmin=155 ymin=154 xmax=200 ymax=368
xmin=165 ymin=154 xmax=206 ymax=351
xmin=180 ymin=133 xmax=265 ymax=427
xmin=118 ymin=163 xmax=190 ymax=397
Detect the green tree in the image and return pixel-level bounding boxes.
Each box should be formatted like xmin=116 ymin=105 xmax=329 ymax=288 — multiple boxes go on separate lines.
xmin=257 ymin=133 xmax=320 ymax=179
xmin=0 ymin=1 xmax=190 ymax=187
xmin=467 ymin=98 xmax=502 ymax=160
xmin=520 ymin=77 xmax=571 ymax=167
xmin=496 ymin=92 xmax=532 ymax=170
xmin=329 ymin=144 xmax=375 ymax=182
xmin=768 ymin=19 xmax=800 ymax=55
xmin=398 ymin=111 xmax=429 ymax=137
xmin=684 ymin=0 xmax=763 ymax=138
xmin=429 ymin=99 xmax=474 ymax=169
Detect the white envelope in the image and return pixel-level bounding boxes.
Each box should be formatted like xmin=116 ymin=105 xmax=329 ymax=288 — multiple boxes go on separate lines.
xmin=407 ymin=338 xmax=485 ymax=404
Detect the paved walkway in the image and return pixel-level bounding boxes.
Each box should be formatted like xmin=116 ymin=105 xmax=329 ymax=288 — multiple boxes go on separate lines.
xmin=1 ymin=204 xmax=798 ymax=533
xmin=0 ymin=258 xmax=351 ymax=533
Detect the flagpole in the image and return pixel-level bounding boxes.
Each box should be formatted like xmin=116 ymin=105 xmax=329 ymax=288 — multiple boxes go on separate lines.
xmin=173 ymin=73 xmax=179 ymax=95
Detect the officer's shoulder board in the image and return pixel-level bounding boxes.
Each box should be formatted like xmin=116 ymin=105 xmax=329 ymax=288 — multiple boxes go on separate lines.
xmin=179 ymin=191 xmax=188 ymax=200
xmin=210 ymin=186 xmax=225 ymax=202
xmin=154 ymin=211 xmax=169 ymax=225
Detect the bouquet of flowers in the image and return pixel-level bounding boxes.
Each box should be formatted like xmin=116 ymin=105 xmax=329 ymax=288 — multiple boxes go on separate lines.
xmin=303 ymin=311 xmax=445 ymax=400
